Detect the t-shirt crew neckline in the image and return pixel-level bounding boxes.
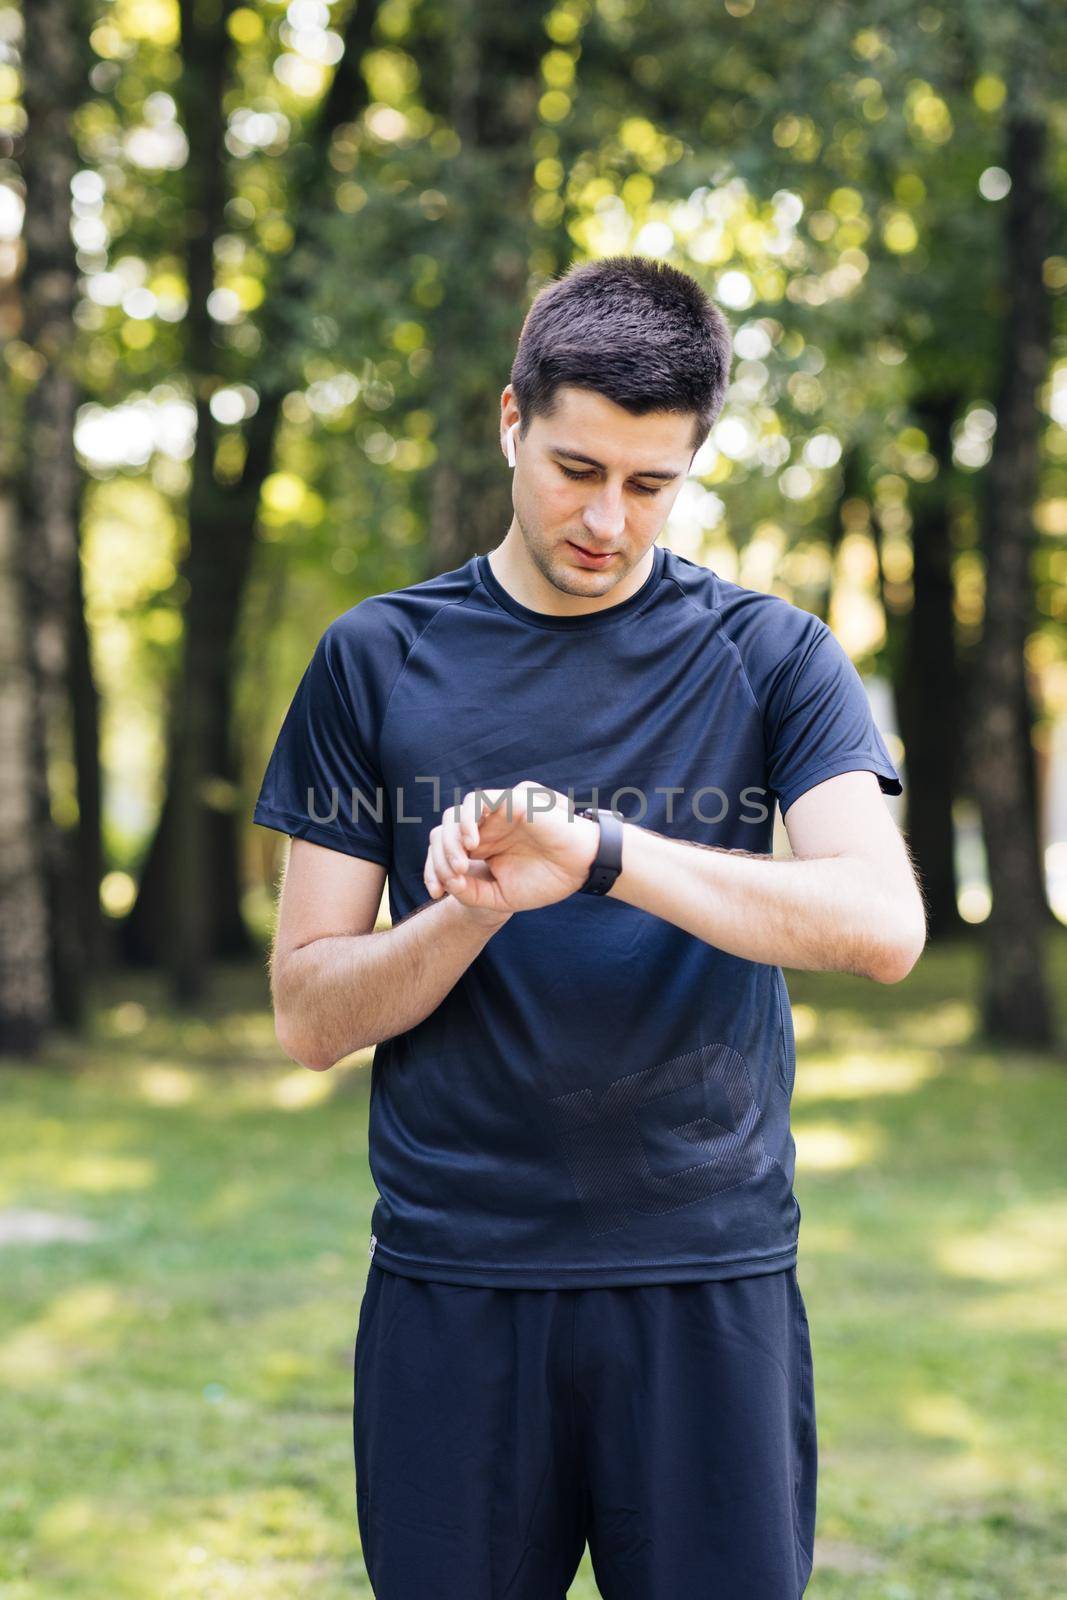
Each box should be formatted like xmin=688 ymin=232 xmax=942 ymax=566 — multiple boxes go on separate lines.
xmin=476 ymin=543 xmax=666 ymax=632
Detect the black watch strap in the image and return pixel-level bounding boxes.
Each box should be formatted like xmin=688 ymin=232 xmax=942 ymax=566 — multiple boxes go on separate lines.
xmin=576 ymin=807 xmax=625 ymax=896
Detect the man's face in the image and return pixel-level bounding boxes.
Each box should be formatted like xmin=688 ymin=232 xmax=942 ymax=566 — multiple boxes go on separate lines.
xmin=505 ymin=384 xmax=698 ymax=599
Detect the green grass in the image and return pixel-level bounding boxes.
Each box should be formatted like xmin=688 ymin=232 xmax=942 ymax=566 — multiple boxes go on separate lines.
xmin=2 ymin=938 xmax=1066 ymax=1598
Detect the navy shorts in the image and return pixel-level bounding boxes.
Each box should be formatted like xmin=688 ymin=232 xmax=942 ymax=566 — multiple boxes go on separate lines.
xmin=353 ymin=1263 xmax=816 ymax=1598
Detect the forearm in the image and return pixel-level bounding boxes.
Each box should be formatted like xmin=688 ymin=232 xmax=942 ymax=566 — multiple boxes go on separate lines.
xmin=608 ymin=824 xmax=923 ymax=982
xmin=273 ymin=895 xmax=512 ymax=1070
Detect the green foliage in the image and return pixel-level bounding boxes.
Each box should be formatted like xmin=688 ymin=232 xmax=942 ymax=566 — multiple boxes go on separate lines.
xmin=5 ymin=0 xmax=1067 ymax=932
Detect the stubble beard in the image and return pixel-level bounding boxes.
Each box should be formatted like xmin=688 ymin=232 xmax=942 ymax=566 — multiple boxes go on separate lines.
xmin=514 ymin=502 xmax=633 ymax=600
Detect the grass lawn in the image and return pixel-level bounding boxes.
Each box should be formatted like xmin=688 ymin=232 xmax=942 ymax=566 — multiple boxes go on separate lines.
xmin=2 ymin=935 xmax=1066 ymax=1598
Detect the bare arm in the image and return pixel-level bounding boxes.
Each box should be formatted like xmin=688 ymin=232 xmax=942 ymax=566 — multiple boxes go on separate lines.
xmin=270 ymin=839 xmax=512 ymax=1071
xmin=427 ymin=771 xmax=927 ymax=985
xmin=604 ymin=770 xmax=927 ymax=982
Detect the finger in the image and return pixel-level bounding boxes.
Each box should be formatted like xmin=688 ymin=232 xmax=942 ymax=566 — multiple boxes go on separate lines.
xmin=473 ymin=787 xmax=517 ymax=840
xmin=446 ymin=862 xmax=502 ymax=913
xmin=424 ymin=850 xmax=444 ymax=899
xmin=440 ymin=801 xmax=470 ymax=875
xmin=447 ymin=872 xmax=482 ymax=907
xmin=430 ymin=822 xmax=460 ymax=881
xmin=460 ymin=790 xmax=480 ymax=849
xmin=431 ymin=828 xmax=466 ymax=891
xmin=424 ymin=829 xmax=438 ymax=895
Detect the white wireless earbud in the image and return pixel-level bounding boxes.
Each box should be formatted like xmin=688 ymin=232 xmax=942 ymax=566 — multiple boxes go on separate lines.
xmin=505 ymin=422 xmax=518 ymax=468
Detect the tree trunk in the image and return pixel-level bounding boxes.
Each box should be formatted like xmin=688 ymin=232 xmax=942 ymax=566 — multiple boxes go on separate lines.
xmin=823 ymin=446 xmax=865 ymax=626
xmin=69 ymin=490 xmax=108 ymax=974
xmin=17 ymin=0 xmax=87 ymax=1034
xmin=416 ymin=0 xmax=548 ymax=571
xmin=0 ymin=486 xmax=51 ymax=1054
xmin=966 ymin=101 xmax=1054 ymax=1047
xmin=120 ymin=0 xmax=380 ymax=992
xmin=896 ymin=394 xmax=965 ymax=941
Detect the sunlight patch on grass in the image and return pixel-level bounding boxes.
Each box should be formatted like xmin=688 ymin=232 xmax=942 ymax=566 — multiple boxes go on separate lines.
xmin=957 ymin=1282 xmax=1067 ymax=1333
xmin=900 ymin=1395 xmax=1045 ymax=1498
xmin=797 ymin=1220 xmax=856 ymax=1254
xmin=793 ymin=1120 xmax=881 ymax=1171
xmin=922 ymin=1450 xmax=1006 ymax=1493
xmin=812 ymin=1536 xmax=885 ymax=1575
xmin=0 ymin=1209 xmax=100 ymax=1244
xmin=214 ymin=1013 xmax=281 ymax=1051
xmin=106 ymin=1001 xmax=149 ymax=1036
xmin=910 ymin=999 xmax=976 ymax=1047
xmin=158 ymin=1486 xmax=342 ymax=1597
xmin=904 ymin=1393 xmax=1010 ymax=1493
xmin=195 ymin=1178 xmax=261 ymax=1226
xmin=333 ymin=1050 xmax=374 ymax=1075
xmin=794 ymin=1050 xmax=941 ymax=1102
xmin=272 ymin=1068 xmax=335 ymax=1109
xmin=256 ymin=1346 xmax=321 ymax=1399
xmin=35 ymin=1498 xmax=174 ymax=1597
xmin=36 ymin=1495 xmax=95 ymax=1541
xmin=138 ymin=1064 xmax=201 ymax=1105
xmin=0 ymin=1283 xmax=133 ymax=1386
xmin=55 ymin=1152 xmax=157 ymax=1194
xmin=936 ymin=1203 xmax=1067 ymax=1283
xmin=0 ymin=1142 xmax=156 ymax=1198
xmin=905 ymin=1390 xmax=984 ymax=1446
xmin=790 ymin=1002 xmax=818 ymax=1042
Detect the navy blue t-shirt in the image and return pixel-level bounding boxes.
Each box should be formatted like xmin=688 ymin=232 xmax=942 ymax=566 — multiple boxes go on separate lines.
xmin=253 ymin=544 xmax=902 ymax=1287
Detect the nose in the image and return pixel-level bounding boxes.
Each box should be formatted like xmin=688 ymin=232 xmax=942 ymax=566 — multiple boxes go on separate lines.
xmin=581 ymin=483 xmax=626 ymax=542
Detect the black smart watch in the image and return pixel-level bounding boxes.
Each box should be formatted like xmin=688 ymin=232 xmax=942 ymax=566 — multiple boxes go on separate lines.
xmin=575 ymin=806 xmax=625 ymax=896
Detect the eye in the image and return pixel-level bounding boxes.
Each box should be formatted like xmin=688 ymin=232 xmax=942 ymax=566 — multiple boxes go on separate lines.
xmin=557 ymin=465 xmax=662 ymax=496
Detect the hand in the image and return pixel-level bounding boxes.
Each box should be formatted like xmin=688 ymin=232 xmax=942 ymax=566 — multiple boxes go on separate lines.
xmin=423 ymin=780 xmax=601 ymax=916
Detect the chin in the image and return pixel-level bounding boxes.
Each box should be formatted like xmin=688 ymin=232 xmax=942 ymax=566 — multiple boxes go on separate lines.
xmin=555 ymin=549 xmax=616 ymax=582
xmin=563 ymin=542 xmax=629 ymax=571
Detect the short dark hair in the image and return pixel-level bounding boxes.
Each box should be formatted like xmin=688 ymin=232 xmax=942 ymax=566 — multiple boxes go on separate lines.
xmin=509 ymin=255 xmax=732 ymax=456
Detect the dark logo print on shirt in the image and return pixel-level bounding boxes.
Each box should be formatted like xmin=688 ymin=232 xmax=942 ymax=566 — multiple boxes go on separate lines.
xmin=546 ymin=1041 xmax=777 ymax=1236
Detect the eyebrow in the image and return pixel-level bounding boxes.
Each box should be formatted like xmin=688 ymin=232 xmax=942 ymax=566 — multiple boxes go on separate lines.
xmin=548 ymin=446 xmax=681 ymax=482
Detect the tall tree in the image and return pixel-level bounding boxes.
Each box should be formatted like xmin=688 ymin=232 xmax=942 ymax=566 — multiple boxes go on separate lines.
xmin=120 ymin=0 xmax=381 ymax=999
xmin=896 ymin=392 xmax=966 ymax=940
xmin=965 ymin=70 xmax=1055 ymax=1045
xmin=8 ymin=0 xmax=90 ymax=1042
xmin=0 ymin=486 xmax=50 ymax=1053
xmin=412 ymin=0 xmax=551 ymax=571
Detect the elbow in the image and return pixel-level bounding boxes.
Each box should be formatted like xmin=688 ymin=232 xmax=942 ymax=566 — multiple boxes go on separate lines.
xmin=271 ymin=955 xmax=339 ymax=1070
xmin=867 ymin=900 xmax=928 ymax=985
xmin=274 ymin=1011 xmax=336 ymax=1073
xmin=869 ymin=946 xmax=920 ymax=986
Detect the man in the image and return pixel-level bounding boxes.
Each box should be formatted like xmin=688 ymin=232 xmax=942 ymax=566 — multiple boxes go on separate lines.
xmin=253 ymin=255 xmax=927 ymax=1599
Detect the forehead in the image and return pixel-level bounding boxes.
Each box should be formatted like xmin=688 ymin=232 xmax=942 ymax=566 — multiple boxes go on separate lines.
xmin=534 ymin=385 xmax=694 ymax=463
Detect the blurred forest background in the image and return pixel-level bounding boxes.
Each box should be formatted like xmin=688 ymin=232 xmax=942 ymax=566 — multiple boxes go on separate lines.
xmin=3 ymin=3 xmax=1067 ymax=1597
xmin=1 ymin=0 xmax=1067 ymax=1047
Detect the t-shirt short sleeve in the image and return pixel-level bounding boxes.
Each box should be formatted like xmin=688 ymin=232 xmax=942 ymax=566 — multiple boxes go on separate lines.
xmin=763 ymin=618 xmax=903 ymax=817
xmin=252 ymin=618 xmax=392 ymax=867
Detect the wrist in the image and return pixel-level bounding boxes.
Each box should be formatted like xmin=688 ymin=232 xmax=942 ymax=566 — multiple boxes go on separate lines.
xmin=576 ymin=807 xmax=626 ymax=896
xmin=576 ymin=813 xmax=600 ymax=876
xmin=440 ymin=893 xmax=513 ymax=934
xmin=604 ymin=820 xmax=639 ymax=898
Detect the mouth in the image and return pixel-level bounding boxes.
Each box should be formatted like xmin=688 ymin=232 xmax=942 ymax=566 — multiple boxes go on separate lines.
xmin=566 ymin=539 xmax=616 ymax=568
